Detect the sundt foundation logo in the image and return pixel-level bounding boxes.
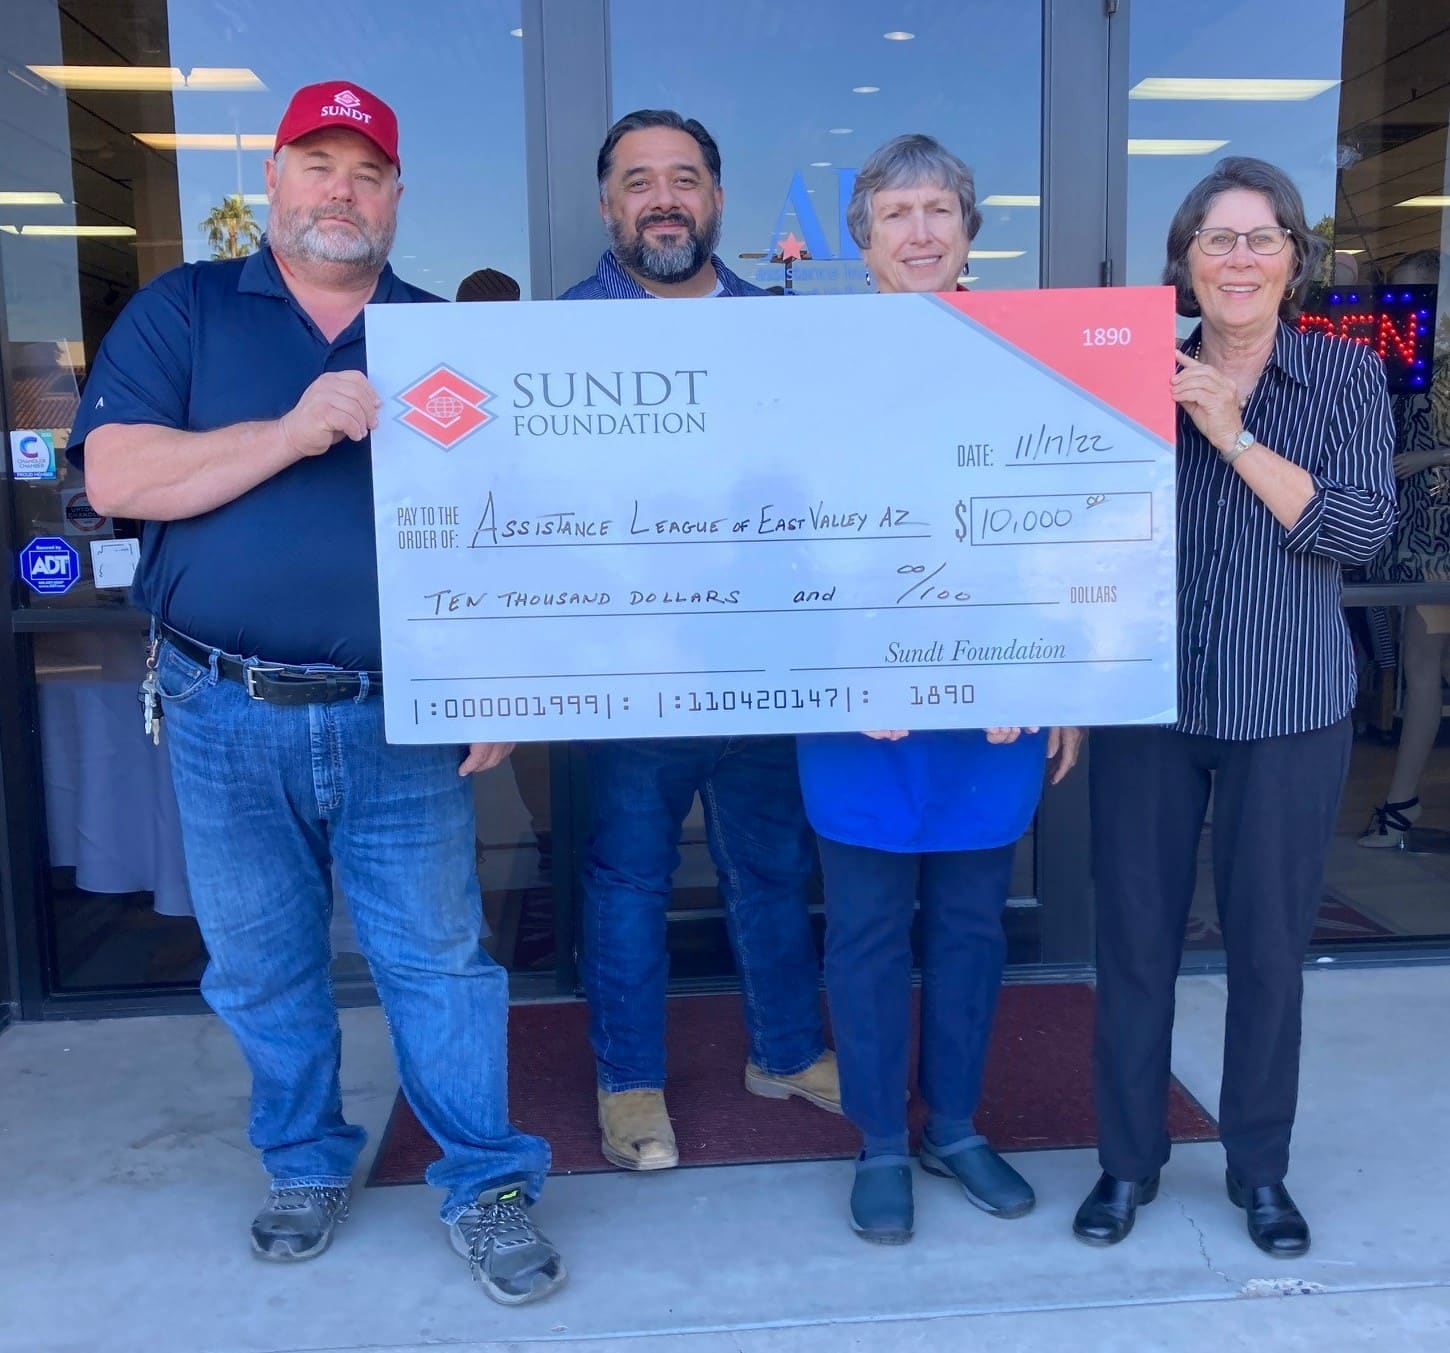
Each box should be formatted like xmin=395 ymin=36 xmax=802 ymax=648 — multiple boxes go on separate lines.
xmin=333 ymin=89 xmax=361 ymax=108
xmin=395 ymin=366 xmax=494 ymax=449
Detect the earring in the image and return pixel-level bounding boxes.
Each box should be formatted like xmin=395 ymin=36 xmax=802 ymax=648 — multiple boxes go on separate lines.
xmin=1285 ymin=284 xmax=1296 ymax=300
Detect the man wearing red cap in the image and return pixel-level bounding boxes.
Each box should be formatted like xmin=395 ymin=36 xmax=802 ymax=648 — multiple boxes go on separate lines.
xmin=69 ymin=82 xmax=564 ymax=1306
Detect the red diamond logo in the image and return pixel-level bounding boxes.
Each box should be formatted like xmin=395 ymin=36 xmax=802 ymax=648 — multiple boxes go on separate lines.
xmin=396 ymin=365 xmax=494 ymax=449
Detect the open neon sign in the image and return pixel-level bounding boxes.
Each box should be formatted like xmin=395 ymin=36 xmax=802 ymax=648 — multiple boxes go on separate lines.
xmin=1298 ymin=285 xmax=1435 ymax=394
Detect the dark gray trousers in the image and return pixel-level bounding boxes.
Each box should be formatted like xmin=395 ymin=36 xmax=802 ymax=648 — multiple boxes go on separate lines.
xmin=1089 ymin=718 xmax=1352 ymax=1186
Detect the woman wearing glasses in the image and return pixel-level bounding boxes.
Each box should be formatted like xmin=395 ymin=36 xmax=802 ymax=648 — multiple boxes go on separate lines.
xmin=1074 ymin=157 xmax=1396 ymax=1258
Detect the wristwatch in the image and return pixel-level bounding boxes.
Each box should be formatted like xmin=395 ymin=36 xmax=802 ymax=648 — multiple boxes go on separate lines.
xmin=1221 ymin=429 xmax=1255 ymax=466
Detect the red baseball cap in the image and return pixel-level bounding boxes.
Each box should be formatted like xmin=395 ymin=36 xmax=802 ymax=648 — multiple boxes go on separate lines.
xmin=274 ymin=81 xmax=400 ymax=169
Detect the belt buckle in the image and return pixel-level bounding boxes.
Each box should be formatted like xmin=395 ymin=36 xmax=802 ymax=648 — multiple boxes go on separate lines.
xmin=243 ymin=664 xmax=286 ymax=700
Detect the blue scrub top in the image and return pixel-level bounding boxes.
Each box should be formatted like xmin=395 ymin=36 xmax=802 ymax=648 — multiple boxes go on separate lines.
xmin=67 ymin=245 xmax=441 ymax=669
xmin=796 ymin=728 xmax=1047 ymax=854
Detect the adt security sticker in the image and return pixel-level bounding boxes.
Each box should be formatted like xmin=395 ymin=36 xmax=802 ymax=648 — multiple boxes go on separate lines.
xmin=19 ymin=536 xmax=80 ymax=594
xmin=9 ymin=429 xmax=57 ymax=481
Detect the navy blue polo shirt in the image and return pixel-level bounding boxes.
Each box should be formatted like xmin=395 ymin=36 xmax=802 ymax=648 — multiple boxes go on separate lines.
xmin=67 ymin=245 xmax=441 ymax=668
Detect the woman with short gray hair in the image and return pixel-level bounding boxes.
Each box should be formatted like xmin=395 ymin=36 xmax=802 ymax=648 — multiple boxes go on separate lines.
xmin=844 ymin=133 xmax=983 ymax=263
xmin=797 ymin=133 xmax=1081 ymax=1245
xmin=1076 ymin=156 xmax=1396 ymax=1259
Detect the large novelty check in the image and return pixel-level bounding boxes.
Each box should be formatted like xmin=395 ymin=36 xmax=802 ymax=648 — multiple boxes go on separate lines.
xmin=367 ymin=287 xmax=1179 ymax=743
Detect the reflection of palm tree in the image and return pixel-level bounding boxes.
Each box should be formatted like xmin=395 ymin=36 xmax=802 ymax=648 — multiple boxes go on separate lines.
xmin=200 ymin=194 xmax=261 ymax=259
xmin=1308 ymin=214 xmax=1340 ymax=289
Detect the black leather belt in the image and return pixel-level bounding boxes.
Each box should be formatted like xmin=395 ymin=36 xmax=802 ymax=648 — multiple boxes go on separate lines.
xmin=161 ymin=628 xmax=382 ymax=706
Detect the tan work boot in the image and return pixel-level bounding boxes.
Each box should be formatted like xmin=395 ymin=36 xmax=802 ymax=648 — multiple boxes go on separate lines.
xmin=597 ymin=1088 xmax=679 ymax=1170
xmin=744 ymin=1049 xmax=843 ymax=1114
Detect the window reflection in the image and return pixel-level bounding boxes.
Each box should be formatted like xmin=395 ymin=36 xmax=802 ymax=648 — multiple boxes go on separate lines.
xmin=609 ymin=1 xmax=1042 ymax=295
xmin=1 ymin=0 xmax=529 ymax=615
xmin=1126 ymin=0 xmax=1345 ymax=300
xmin=607 ymin=0 xmax=1044 ymax=969
xmin=161 ymin=0 xmax=529 ymax=296
xmin=1 ymin=0 xmax=537 ymax=992
xmin=1333 ymin=1 xmax=1450 ymax=940
xmin=1129 ymin=0 xmax=1450 ymax=947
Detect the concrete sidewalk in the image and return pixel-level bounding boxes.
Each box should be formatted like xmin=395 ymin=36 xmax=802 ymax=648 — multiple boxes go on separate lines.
xmin=1 ymin=966 xmax=1446 ymax=1353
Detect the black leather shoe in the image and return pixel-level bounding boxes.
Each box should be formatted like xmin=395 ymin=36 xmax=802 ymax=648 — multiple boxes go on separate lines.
xmin=1226 ymin=1172 xmax=1310 ymax=1257
xmin=1072 ymin=1170 xmax=1160 ymax=1246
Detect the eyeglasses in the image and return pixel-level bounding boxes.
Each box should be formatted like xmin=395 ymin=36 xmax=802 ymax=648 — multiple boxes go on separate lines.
xmin=1193 ymin=226 xmax=1292 ymax=256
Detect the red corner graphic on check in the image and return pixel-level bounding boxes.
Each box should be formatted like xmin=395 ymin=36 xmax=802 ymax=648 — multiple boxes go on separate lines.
xmin=396 ymin=366 xmax=494 ymax=449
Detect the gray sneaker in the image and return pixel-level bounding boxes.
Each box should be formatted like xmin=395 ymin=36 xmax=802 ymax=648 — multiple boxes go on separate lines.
xmin=250 ymin=1184 xmax=351 ymax=1261
xmin=449 ymin=1182 xmax=566 ymax=1306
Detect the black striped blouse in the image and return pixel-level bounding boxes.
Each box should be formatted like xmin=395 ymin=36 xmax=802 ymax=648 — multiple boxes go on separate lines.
xmin=1175 ymin=321 xmax=1396 ymax=740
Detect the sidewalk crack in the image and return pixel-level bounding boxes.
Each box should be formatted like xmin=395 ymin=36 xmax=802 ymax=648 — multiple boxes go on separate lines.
xmin=1176 ymin=1197 xmax=1236 ymax=1287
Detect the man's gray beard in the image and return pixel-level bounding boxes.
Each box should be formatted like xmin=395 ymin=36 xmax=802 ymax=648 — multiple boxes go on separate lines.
xmin=609 ymin=210 xmax=722 ymax=284
xmin=269 ymin=204 xmax=395 ymax=274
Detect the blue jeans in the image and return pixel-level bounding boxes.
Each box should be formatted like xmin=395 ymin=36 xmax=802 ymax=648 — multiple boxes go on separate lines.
xmin=818 ymin=835 xmax=1014 ymax=1142
xmin=580 ymin=736 xmax=825 ymax=1091
xmin=155 ymin=640 xmax=550 ymax=1220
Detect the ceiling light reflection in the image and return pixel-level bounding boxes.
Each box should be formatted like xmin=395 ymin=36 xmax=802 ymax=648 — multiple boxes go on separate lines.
xmin=7 ymin=225 xmax=136 ymax=237
xmin=1127 ymin=138 xmax=1228 ymax=155
xmin=1129 ymin=77 xmax=1337 ymax=102
xmin=136 ymin=133 xmax=235 ymax=150
xmin=135 ymin=132 xmax=273 ymax=151
xmin=982 ymin=194 xmax=1040 ymax=207
xmin=28 ymin=65 xmax=265 ymax=92
xmin=184 ymin=68 xmax=267 ymax=90
xmin=31 ymin=65 xmax=183 ymax=91
xmin=0 ymin=191 xmax=66 ymax=206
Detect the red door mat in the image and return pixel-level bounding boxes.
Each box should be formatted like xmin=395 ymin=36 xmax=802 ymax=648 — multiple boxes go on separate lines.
xmin=367 ymin=982 xmax=1217 ymax=1185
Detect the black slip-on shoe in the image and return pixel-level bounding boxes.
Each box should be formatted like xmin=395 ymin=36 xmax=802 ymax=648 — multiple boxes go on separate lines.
xmin=1226 ymin=1172 xmax=1310 ymax=1258
xmin=1071 ymin=1170 xmax=1160 ymax=1247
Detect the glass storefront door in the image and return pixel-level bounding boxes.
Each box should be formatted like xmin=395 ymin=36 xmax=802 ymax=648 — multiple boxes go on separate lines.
xmin=0 ymin=0 xmax=543 ymax=1002
xmin=1126 ymin=0 xmax=1450 ymax=954
xmin=1328 ymin=0 xmax=1450 ymax=940
xmin=601 ymin=0 xmax=1048 ymax=976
